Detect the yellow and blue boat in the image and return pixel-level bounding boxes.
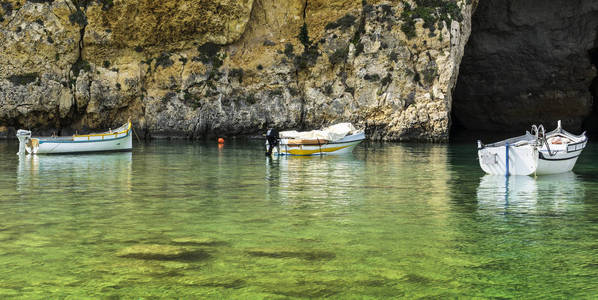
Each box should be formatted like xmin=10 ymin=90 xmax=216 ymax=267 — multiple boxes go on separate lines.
xmin=266 ymin=123 xmax=365 ymax=156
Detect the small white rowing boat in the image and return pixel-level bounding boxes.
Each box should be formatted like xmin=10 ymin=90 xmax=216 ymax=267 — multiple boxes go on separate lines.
xmin=265 ymin=123 xmax=365 ymax=156
xmin=17 ymin=121 xmax=133 ymax=155
xmin=477 ymin=120 xmax=587 ymax=176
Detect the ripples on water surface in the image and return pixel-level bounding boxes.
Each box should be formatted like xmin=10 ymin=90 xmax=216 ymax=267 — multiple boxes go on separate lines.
xmin=0 ymin=140 xmax=597 ymax=298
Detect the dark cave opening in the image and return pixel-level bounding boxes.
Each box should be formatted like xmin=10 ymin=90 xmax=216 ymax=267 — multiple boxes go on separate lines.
xmin=583 ymin=46 xmax=598 ymax=137
xmin=448 ymin=1 xmax=497 ymax=143
xmin=449 ymin=108 xmax=469 ymax=141
xmin=450 ymin=1 xmax=598 ymax=143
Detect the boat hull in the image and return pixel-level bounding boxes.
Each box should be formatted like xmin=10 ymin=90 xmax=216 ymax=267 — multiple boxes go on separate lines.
xmin=478 ymin=144 xmax=538 ymax=176
xmin=536 ymin=143 xmax=586 ymax=175
xmin=29 ymin=133 xmax=132 ymax=154
xmin=536 ymin=155 xmax=580 ymax=175
xmin=270 ymin=132 xmax=365 ymax=156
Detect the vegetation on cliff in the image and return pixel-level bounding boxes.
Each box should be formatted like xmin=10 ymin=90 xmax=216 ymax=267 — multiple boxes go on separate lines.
xmin=400 ymin=0 xmax=464 ymax=39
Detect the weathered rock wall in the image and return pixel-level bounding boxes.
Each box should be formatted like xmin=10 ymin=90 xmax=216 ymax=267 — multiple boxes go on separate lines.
xmin=0 ymin=0 xmax=476 ymax=141
xmin=453 ymin=0 xmax=598 ymax=133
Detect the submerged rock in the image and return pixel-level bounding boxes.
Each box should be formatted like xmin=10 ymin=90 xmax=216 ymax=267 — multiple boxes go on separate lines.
xmin=183 ymin=276 xmax=246 ymax=289
xmin=171 ymin=237 xmax=227 ymax=246
xmin=116 ymin=244 xmax=209 ymax=261
xmin=246 ymin=247 xmax=336 ymax=260
xmin=259 ymin=279 xmax=342 ymax=298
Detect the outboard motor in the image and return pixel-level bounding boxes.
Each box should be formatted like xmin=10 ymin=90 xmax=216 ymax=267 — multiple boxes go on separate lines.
xmin=16 ymin=129 xmax=31 ymax=155
xmin=265 ymin=128 xmax=280 ymax=156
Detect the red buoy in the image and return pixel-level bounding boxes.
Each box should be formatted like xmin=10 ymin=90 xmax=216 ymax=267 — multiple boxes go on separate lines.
xmin=218 ymin=137 xmax=224 ymax=144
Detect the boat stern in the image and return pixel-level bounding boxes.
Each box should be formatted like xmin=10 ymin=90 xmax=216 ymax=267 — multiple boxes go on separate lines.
xmin=478 ymin=143 xmax=538 ymax=176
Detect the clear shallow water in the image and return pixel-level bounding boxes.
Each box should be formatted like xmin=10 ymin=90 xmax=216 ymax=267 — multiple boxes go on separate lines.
xmin=0 ymin=140 xmax=597 ymax=298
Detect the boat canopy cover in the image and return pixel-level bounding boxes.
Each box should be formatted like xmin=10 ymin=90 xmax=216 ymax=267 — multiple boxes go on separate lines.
xmin=280 ymin=123 xmax=359 ymax=142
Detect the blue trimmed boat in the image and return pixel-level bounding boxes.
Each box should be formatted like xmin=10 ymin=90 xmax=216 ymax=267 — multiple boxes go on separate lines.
xmin=477 ymin=120 xmax=587 ymax=176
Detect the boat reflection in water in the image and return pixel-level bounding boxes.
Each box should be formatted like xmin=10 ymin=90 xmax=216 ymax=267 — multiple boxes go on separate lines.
xmin=17 ymin=152 xmax=133 ymax=194
xmin=476 ymin=172 xmax=584 ymax=215
xmin=265 ymin=153 xmax=366 ymax=207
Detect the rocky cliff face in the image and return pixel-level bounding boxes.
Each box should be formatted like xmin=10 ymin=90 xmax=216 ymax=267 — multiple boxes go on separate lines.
xmin=0 ymin=0 xmax=476 ymax=141
xmin=453 ymin=0 xmax=598 ymax=133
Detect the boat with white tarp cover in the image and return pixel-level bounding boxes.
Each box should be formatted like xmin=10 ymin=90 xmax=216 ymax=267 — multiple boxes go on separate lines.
xmin=265 ymin=123 xmax=365 ymax=156
xmin=16 ymin=121 xmax=133 ymax=155
xmin=477 ymin=120 xmax=587 ymax=176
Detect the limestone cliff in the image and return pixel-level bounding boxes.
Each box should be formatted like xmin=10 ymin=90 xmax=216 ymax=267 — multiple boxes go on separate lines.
xmin=0 ymin=0 xmax=476 ymax=141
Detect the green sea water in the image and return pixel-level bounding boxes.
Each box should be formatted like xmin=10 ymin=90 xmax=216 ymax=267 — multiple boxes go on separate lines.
xmin=0 ymin=140 xmax=597 ymax=299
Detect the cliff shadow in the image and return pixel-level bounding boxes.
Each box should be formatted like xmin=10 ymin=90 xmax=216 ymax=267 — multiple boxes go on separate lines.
xmin=451 ymin=0 xmax=598 ymax=142
xmin=583 ymin=40 xmax=598 ymax=137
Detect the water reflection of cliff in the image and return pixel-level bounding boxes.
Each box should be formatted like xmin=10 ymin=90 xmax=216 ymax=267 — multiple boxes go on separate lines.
xmin=265 ymin=154 xmax=366 ymax=206
xmin=17 ymin=152 xmax=133 ymax=194
xmin=476 ymin=172 xmax=584 ymax=215
xmin=361 ymin=144 xmax=452 ymax=208
xmin=265 ymin=144 xmax=453 ymax=213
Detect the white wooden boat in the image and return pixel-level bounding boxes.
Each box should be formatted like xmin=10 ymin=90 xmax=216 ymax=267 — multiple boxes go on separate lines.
xmin=17 ymin=121 xmax=132 ymax=155
xmin=477 ymin=120 xmax=587 ymax=176
xmin=265 ymin=123 xmax=365 ymax=156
